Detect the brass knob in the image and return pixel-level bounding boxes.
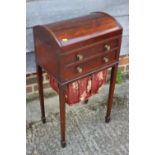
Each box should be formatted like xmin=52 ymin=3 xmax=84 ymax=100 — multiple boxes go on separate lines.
xmin=103 ymin=57 xmax=109 ymax=63
xmin=77 ymin=67 xmax=83 ymax=73
xmin=76 ymin=54 xmax=83 ymax=61
xmin=104 ymin=44 xmax=111 ymax=51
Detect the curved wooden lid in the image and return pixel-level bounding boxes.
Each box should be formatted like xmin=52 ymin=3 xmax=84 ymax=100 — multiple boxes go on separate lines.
xmin=43 ymin=12 xmax=122 ymax=46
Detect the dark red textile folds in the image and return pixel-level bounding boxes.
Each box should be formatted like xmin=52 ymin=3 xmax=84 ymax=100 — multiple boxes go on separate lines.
xmin=49 ymin=70 xmax=107 ymax=105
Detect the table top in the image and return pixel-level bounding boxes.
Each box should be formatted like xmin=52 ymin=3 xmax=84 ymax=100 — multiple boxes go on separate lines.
xmin=36 ymin=12 xmax=122 ymax=47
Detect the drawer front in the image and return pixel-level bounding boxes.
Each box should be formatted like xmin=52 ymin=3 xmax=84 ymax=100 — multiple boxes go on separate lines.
xmin=61 ymin=37 xmax=119 ymax=66
xmin=61 ymin=50 xmax=117 ymax=81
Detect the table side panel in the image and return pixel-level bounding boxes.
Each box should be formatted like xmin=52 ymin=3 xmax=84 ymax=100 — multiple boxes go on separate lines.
xmin=33 ymin=27 xmax=61 ymax=80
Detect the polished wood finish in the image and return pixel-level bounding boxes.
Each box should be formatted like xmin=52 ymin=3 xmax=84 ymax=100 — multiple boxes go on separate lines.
xmin=105 ymin=64 xmax=118 ymax=123
xmin=61 ymin=50 xmax=117 ymax=81
xmin=33 ymin=12 xmax=123 ymax=147
xmin=45 ymin=12 xmax=121 ymax=48
xmin=61 ymin=37 xmax=119 ymax=66
xmin=59 ymin=85 xmax=66 ymax=147
xmin=36 ymin=64 xmax=46 ymax=123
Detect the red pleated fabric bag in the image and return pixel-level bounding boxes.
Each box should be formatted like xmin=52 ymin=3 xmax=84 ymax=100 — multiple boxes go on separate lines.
xmin=49 ymin=70 xmax=107 ymax=105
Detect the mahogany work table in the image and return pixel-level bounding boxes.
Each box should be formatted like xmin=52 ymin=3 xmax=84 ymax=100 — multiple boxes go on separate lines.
xmin=33 ymin=12 xmax=123 ymax=147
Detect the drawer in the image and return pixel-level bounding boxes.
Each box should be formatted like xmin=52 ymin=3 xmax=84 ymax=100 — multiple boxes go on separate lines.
xmin=61 ymin=37 xmax=119 ymax=66
xmin=61 ymin=50 xmax=117 ymax=81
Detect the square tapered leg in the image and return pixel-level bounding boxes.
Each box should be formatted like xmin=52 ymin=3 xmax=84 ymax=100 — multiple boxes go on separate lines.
xmin=36 ymin=64 xmax=46 ymax=123
xmin=59 ymin=85 xmax=66 ymax=147
xmin=105 ymin=64 xmax=118 ymax=123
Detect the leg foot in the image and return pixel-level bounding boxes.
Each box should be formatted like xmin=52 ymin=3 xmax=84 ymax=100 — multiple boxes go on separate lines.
xmin=41 ymin=117 xmax=46 ymax=124
xmin=61 ymin=141 xmax=66 ymax=148
xmin=105 ymin=115 xmax=111 ymax=123
xmin=84 ymin=99 xmax=89 ymax=104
